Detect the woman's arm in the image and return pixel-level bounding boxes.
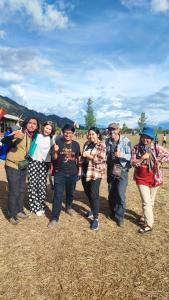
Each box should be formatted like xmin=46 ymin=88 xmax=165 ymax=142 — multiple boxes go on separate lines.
xmin=52 ymin=144 xmax=59 ymax=160
xmin=131 ymin=145 xmax=150 ymax=167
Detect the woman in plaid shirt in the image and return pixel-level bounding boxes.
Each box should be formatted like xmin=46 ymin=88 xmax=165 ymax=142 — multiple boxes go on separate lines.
xmin=80 ymin=127 xmax=106 ymax=231
xmin=131 ymin=126 xmax=169 ymax=234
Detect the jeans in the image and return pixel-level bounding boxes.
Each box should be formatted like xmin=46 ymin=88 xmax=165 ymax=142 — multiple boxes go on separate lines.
xmin=82 ymin=177 xmax=101 ymax=219
xmin=52 ymin=172 xmax=77 ymax=220
xmin=5 ymin=166 xmax=27 ymax=218
xmin=108 ymin=170 xmax=128 ymax=222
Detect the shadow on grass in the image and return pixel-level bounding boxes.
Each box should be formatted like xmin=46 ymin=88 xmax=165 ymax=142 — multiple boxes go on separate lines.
xmin=125 ymin=209 xmax=140 ymax=225
xmin=45 ymin=186 xmax=109 ymax=222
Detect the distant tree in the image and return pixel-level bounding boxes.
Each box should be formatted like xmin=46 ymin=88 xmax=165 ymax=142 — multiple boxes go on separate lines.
xmin=138 ymin=112 xmax=147 ymax=131
xmin=85 ymin=98 xmax=96 ymax=129
xmin=121 ymin=123 xmax=129 ymax=133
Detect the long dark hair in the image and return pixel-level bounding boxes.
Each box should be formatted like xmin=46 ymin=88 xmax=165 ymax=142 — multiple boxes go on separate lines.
xmin=88 ymin=127 xmax=102 ymax=141
xmin=22 ymin=116 xmax=40 ymax=132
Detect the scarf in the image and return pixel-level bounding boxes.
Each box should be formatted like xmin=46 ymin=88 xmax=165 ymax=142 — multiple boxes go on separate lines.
xmin=136 ymin=142 xmax=155 ymax=171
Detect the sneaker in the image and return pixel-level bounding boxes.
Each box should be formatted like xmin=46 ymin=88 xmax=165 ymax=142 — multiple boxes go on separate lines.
xmin=91 ymin=219 xmax=99 ymax=231
xmin=17 ymin=212 xmax=29 ymax=219
xmin=86 ymin=211 xmax=94 ymax=220
xmin=9 ymin=217 xmax=19 ymax=225
xmin=47 ymin=219 xmax=58 ymax=229
xmin=66 ymin=208 xmax=74 ymax=216
xmin=36 ymin=210 xmax=44 ymax=217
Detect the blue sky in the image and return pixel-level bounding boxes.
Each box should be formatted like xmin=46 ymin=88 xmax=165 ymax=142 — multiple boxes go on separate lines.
xmin=0 ymin=0 xmax=169 ymax=127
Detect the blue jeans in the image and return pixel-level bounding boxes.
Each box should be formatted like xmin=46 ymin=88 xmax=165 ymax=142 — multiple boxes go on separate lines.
xmin=108 ymin=170 xmax=128 ymax=222
xmin=52 ymin=172 xmax=77 ymax=220
xmin=5 ymin=166 xmax=27 ymax=218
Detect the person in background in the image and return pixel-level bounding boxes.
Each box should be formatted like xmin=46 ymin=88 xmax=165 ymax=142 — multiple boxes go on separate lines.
xmin=131 ymin=126 xmax=169 ymax=234
xmin=106 ymin=123 xmax=131 ymax=227
xmin=80 ymin=127 xmax=106 ymax=230
xmin=162 ymin=133 xmax=167 ymax=147
xmin=27 ymin=121 xmax=56 ymax=216
xmin=48 ymin=124 xmax=81 ymax=228
xmin=2 ymin=117 xmax=39 ymax=225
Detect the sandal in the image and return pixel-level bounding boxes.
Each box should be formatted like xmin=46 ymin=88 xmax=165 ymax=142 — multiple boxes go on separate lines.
xmin=138 ymin=225 xmax=152 ymax=234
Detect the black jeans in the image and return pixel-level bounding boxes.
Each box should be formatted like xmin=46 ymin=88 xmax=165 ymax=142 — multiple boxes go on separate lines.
xmin=52 ymin=172 xmax=77 ymax=220
xmin=5 ymin=166 xmax=27 ymax=218
xmin=81 ymin=177 xmax=101 ymax=219
xmin=108 ymin=170 xmax=128 ymax=222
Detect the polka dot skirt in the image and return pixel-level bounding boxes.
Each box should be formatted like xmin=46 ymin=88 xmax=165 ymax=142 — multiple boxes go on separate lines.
xmin=28 ymin=160 xmax=49 ymax=213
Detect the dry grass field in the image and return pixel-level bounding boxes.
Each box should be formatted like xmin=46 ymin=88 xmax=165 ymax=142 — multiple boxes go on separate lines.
xmin=0 ymin=134 xmax=169 ymax=300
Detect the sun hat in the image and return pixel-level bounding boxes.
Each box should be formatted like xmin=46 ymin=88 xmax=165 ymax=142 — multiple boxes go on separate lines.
xmin=139 ymin=126 xmax=155 ymax=140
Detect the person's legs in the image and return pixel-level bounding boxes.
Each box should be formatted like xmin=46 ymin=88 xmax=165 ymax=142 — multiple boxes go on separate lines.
xmin=65 ymin=174 xmax=77 ymax=210
xmin=37 ymin=162 xmax=49 ymax=211
xmin=17 ymin=168 xmax=27 ymax=214
xmin=90 ymin=178 xmax=101 ymax=219
xmin=115 ymin=171 xmax=128 ymax=223
xmin=138 ymin=185 xmax=154 ymax=227
xmin=28 ymin=161 xmax=39 ymax=213
xmin=108 ymin=177 xmax=118 ymax=218
xmin=5 ymin=166 xmax=20 ymax=218
xmin=150 ymin=186 xmax=159 ymax=209
xmin=81 ymin=177 xmax=92 ymax=207
xmin=51 ymin=172 xmax=65 ymax=220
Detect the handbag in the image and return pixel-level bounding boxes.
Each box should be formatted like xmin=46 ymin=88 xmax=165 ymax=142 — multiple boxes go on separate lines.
xmin=18 ymin=158 xmax=30 ymax=170
xmin=112 ymin=163 xmax=122 ymax=178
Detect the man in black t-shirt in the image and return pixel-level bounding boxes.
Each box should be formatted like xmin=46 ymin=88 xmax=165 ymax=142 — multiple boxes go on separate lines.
xmin=48 ymin=124 xmax=81 ymax=228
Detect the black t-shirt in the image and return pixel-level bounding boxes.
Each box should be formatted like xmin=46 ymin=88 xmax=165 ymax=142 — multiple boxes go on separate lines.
xmin=82 ymin=143 xmax=95 ymax=174
xmin=54 ymin=139 xmax=81 ymax=174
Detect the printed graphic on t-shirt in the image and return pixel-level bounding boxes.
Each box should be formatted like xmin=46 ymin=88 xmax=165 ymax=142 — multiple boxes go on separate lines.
xmin=54 ymin=140 xmax=80 ymax=174
xmin=61 ymin=144 xmax=76 ymax=163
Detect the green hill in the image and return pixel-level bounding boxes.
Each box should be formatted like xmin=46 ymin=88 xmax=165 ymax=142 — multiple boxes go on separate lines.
xmin=0 ymin=95 xmax=74 ymax=127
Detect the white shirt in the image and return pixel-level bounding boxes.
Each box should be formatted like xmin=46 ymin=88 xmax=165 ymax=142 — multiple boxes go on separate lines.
xmin=31 ymin=134 xmax=54 ymax=162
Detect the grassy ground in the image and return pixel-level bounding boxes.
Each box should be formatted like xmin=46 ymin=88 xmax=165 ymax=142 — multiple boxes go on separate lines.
xmin=0 ymin=134 xmax=169 ymax=300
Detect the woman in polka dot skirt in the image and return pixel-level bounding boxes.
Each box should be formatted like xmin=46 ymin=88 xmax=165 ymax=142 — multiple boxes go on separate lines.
xmin=27 ymin=121 xmax=56 ymax=216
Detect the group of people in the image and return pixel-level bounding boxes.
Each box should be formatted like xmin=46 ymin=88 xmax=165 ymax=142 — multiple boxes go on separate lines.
xmin=1 ymin=116 xmax=169 ymax=234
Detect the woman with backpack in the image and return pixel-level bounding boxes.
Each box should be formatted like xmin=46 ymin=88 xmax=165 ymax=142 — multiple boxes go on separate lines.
xmin=131 ymin=126 xmax=169 ymax=234
xmin=27 ymin=121 xmax=56 ymax=216
xmin=2 ymin=117 xmax=40 ymax=225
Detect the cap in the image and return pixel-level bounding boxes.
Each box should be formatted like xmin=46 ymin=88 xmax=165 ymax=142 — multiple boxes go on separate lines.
xmin=107 ymin=123 xmax=120 ymax=130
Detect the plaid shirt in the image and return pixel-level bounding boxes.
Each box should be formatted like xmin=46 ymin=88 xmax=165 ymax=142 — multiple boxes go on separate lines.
xmin=131 ymin=143 xmax=169 ymax=186
xmin=81 ymin=141 xmax=106 ymax=181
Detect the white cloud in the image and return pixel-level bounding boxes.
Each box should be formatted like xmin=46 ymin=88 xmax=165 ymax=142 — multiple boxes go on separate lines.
xmin=0 ymin=0 xmax=69 ymax=31
xmin=9 ymin=84 xmax=28 ymax=106
xmin=121 ymin=0 xmax=148 ymax=7
xmin=0 ymin=47 xmax=53 ymax=76
xmin=151 ymin=0 xmax=169 ymax=12
xmin=121 ymin=0 xmax=169 ymax=13
xmin=0 ymin=30 xmax=6 ymax=39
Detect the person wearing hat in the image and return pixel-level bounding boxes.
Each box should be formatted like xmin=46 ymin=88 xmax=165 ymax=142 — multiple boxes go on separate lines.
xmin=48 ymin=124 xmax=81 ymax=228
xmin=106 ymin=123 xmax=132 ymax=227
xmin=131 ymin=126 xmax=169 ymax=234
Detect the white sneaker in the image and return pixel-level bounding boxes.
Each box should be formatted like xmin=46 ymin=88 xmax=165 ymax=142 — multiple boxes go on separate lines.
xmin=36 ymin=210 xmax=43 ymax=216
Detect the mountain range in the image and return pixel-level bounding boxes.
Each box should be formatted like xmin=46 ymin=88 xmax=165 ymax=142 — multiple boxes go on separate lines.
xmin=0 ymin=95 xmax=74 ymax=127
